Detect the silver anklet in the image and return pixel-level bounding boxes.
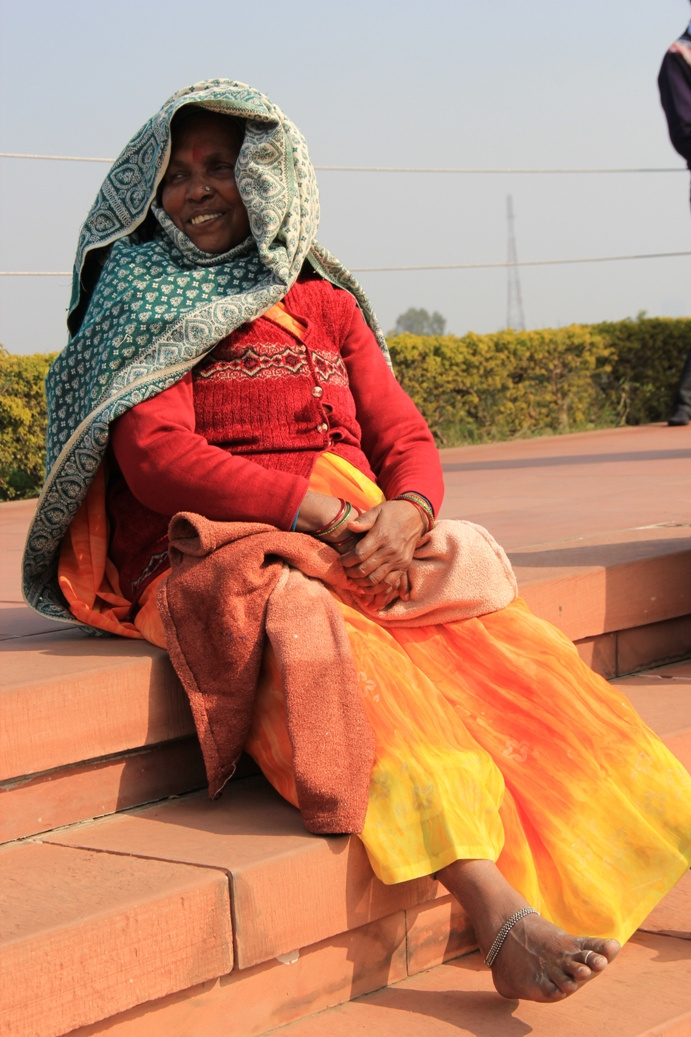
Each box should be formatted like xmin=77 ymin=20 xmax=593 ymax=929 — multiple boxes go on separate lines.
xmin=485 ymin=906 xmax=538 ymax=968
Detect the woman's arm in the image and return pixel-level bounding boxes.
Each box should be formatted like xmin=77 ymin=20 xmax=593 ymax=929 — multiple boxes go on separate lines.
xmin=340 ymin=303 xmax=444 ymax=512
xmin=337 ymin=302 xmax=445 ymax=604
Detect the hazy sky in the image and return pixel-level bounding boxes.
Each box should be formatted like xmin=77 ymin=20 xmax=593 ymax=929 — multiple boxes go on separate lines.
xmin=1 ymin=0 xmax=690 ymax=354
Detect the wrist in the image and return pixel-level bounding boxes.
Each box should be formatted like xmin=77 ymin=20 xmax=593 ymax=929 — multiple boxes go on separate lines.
xmin=395 ymin=499 xmax=426 ymax=536
xmin=391 ymin=492 xmax=435 ymax=534
xmin=310 ymin=498 xmax=350 ymax=538
xmin=295 ymin=491 xmax=346 ymax=534
xmin=307 ymin=499 xmax=361 ymax=544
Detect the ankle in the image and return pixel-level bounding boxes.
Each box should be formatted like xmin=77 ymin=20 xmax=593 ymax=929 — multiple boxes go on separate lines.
xmin=435 ymin=859 xmax=529 ymax=951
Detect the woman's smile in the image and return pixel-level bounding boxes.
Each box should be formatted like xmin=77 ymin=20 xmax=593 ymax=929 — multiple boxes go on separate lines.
xmin=190 ymin=212 xmax=224 ymax=226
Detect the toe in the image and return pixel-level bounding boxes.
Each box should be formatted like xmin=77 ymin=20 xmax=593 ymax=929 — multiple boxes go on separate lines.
xmin=601 ymin=938 xmax=621 ymax=963
xmin=539 ymin=966 xmax=572 ymax=999
xmin=585 ymin=938 xmax=620 ymax=968
xmin=566 ymin=959 xmax=592 ymax=981
xmin=549 ymin=964 xmax=581 ymax=995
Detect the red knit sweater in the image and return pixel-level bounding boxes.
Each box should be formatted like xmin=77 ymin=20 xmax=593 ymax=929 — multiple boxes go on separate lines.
xmin=107 ymin=273 xmax=444 ymax=601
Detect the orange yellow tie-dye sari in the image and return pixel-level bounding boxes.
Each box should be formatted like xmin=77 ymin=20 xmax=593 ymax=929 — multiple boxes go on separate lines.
xmin=59 ymin=451 xmax=691 ymax=945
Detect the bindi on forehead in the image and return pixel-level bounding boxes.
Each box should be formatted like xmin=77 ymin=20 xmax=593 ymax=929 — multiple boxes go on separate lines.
xmin=192 ymin=144 xmax=204 ymax=163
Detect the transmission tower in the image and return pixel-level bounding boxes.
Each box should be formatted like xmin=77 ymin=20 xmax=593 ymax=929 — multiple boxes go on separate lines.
xmin=506 ymin=194 xmax=526 ymax=330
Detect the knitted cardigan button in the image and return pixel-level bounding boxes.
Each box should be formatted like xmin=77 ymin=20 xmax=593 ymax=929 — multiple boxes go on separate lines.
xmin=311 ymin=386 xmax=323 ymax=398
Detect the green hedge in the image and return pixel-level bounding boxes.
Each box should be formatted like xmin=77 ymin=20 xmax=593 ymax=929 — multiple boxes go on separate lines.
xmin=591 ymin=317 xmax=691 ymax=427
xmin=0 ymin=316 xmax=688 ymax=501
xmin=388 ymin=316 xmax=691 ymax=445
xmin=0 ymin=348 xmax=57 ymax=501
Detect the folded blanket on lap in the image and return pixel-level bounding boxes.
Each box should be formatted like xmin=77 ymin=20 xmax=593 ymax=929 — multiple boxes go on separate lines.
xmin=158 ymin=514 xmax=517 ymax=833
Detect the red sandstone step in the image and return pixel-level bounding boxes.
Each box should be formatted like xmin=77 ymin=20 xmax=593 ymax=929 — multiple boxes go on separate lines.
xmin=3 ymin=660 xmax=689 ymax=1037
xmin=3 ymin=605 xmax=688 ymax=850
xmin=0 ymin=631 xmax=193 ymax=779
xmin=0 ymin=736 xmax=206 ymax=844
xmin=39 ymin=650 xmax=691 ymax=976
xmin=0 ymin=840 xmax=232 ymax=1037
xmin=256 ymin=932 xmax=691 ymax=1037
xmin=512 ymin=524 xmax=691 ymax=644
xmin=39 ymin=657 xmax=691 ymax=968
xmin=68 ymin=911 xmax=414 ymax=1037
xmin=0 ymin=630 xmax=203 ymax=842
xmin=42 ymin=874 xmax=691 ymax=1037
xmin=45 ymin=777 xmax=439 ymax=970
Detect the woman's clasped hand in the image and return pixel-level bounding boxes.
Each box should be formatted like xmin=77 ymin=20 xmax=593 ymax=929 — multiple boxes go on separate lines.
xmin=339 ymin=499 xmax=426 ymax=607
xmin=298 ymin=492 xmax=426 ymax=607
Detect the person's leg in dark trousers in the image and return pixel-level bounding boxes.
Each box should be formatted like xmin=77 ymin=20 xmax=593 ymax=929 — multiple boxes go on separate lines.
xmin=669 ymin=346 xmax=691 ymax=424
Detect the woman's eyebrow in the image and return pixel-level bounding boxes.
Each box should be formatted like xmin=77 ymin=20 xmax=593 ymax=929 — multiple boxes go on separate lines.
xmin=201 ymin=149 xmax=236 ymax=163
xmin=168 ymin=148 xmax=235 ymax=165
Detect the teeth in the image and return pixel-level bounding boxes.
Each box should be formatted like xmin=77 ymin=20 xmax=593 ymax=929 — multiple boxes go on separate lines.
xmin=191 ymin=213 xmax=222 ymax=226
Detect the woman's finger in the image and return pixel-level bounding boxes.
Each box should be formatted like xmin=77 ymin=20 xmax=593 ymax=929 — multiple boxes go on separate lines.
xmin=351 ymin=569 xmax=404 ymax=599
xmin=398 ymin=570 xmax=411 ymax=601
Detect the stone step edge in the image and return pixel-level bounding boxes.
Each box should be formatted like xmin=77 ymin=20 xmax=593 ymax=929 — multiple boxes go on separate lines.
xmin=0 ymin=840 xmax=233 ymax=1037
xmin=255 ymin=934 xmax=691 ymax=1037
xmin=513 ymin=531 xmax=691 ymax=644
xmin=62 ymin=928 xmax=691 ymax=1037
xmin=23 ymin=663 xmax=691 ymax=972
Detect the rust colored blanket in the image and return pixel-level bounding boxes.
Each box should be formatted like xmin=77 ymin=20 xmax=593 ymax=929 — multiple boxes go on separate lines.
xmin=157 ymin=514 xmax=517 ymax=834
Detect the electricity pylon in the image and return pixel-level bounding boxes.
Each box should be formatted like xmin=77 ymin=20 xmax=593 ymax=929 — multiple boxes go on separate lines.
xmin=506 ymin=194 xmax=526 ymax=331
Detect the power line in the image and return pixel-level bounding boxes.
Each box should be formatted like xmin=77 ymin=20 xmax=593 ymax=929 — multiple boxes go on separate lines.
xmin=0 ymin=152 xmax=113 ymax=164
xmin=0 ymin=152 xmax=687 ymax=174
xmin=316 ymin=166 xmax=687 ymax=175
xmin=2 ymin=251 xmax=691 ymax=277
xmin=350 ymin=251 xmax=691 ymax=272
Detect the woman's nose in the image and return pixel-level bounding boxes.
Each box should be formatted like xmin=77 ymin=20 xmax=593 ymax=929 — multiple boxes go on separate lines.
xmin=187 ymin=173 xmax=211 ymax=200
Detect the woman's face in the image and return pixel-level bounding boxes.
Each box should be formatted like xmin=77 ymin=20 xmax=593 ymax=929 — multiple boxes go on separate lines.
xmin=161 ymin=111 xmax=250 ymax=254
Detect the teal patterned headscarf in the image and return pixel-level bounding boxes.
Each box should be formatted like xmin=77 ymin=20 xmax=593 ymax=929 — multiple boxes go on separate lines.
xmin=23 ymin=79 xmax=388 ymax=625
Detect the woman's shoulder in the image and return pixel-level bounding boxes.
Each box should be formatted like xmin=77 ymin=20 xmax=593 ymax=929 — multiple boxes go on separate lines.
xmin=287 ymin=268 xmax=358 ymax=336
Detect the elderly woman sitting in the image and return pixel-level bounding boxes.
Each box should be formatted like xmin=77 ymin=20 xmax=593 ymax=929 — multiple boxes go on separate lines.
xmin=24 ymin=80 xmax=691 ymax=1005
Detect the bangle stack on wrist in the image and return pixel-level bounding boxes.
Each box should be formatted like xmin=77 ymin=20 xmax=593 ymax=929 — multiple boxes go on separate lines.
xmin=392 ymin=492 xmax=435 ymax=534
xmin=310 ymin=499 xmax=357 ymax=545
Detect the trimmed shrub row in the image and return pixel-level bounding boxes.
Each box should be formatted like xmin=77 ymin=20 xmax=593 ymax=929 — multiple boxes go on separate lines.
xmin=0 ymin=316 xmax=688 ymax=500
xmin=388 ymin=316 xmax=691 ymax=445
xmin=0 ymin=348 xmax=57 ymax=501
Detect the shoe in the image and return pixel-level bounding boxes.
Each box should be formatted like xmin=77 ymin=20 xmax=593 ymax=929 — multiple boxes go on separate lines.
xmin=668 ymin=408 xmax=691 ymax=426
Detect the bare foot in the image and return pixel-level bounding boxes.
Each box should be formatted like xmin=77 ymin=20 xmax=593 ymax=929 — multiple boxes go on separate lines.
xmin=436 ymin=858 xmax=621 ymax=1003
xmin=489 ymin=912 xmax=620 ymax=1002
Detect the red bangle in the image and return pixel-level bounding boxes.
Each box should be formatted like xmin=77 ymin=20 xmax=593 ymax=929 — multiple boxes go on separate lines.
xmin=392 ymin=492 xmax=435 ymax=533
xmin=310 ymin=499 xmax=348 ymax=537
